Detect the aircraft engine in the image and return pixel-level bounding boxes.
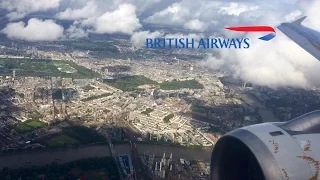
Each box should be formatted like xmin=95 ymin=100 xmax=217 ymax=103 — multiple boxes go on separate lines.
xmin=210 ymin=110 xmax=320 ymax=180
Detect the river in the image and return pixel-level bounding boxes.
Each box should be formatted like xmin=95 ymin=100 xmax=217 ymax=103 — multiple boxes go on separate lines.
xmin=136 ymin=144 xmax=212 ymax=162
xmin=220 ymin=77 xmax=279 ymax=122
xmin=0 ymin=144 xmax=213 ymax=169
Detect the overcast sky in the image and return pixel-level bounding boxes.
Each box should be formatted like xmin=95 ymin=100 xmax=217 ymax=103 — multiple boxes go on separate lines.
xmin=1 ymin=0 xmax=320 ymax=88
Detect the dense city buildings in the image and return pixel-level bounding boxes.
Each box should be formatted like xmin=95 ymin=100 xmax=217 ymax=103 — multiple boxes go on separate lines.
xmin=0 ymin=33 xmax=319 ymax=180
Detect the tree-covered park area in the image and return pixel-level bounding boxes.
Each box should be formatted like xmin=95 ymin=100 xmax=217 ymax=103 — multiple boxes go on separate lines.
xmin=11 ymin=111 xmax=46 ymax=133
xmin=103 ymin=75 xmax=204 ymax=91
xmin=0 ymin=58 xmax=101 ymax=79
xmin=141 ymin=108 xmax=154 ymax=116
xmin=81 ymin=93 xmax=112 ymax=102
xmin=46 ymin=135 xmax=78 ymax=147
xmin=13 ymin=120 xmax=47 ymax=133
xmin=0 ymin=157 xmax=120 ymax=180
xmin=103 ymin=75 xmax=157 ymax=91
xmin=163 ymin=114 xmax=174 ymax=123
xmin=41 ymin=126 xmax=107 ymax=148
xmin=62 ymin=126 xmax=107 ymax=144
xmin=160 ymin=79 xmax=204 ymax=90
xmin=191 ymin=104 xmax=207 ymax=114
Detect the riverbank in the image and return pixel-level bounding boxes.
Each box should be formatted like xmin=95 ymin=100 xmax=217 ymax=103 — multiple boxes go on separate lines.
xmin=0 ymin=144 xmax=213 ymax=170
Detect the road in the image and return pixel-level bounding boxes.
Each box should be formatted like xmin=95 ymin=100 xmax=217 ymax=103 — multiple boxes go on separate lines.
xmin=108 ymin=138 xmax=124 ymax=180
xmin=124 ymin=127 xmax=153 ymax=180
xmin=0 ymin=145 xmax=111 ymax=169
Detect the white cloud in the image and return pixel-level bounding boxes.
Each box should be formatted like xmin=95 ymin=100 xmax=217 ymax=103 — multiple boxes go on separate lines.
xmin=302 ymin=0 xmax=320 ymax=31
xmin=57 ymin=0 xmax=169 ymax=17
xmin=90 ymin=4 xmax=141 ymax=35
xmin=144 ymin=0 xmax=296 ymax=32
xmin=130 ymin=31 xmax=164 ymax=47
xmin=1 ymin=18 xmax=64 ymax=41
xmin=284 ymin=10 xmax=302 ymax=22
xmin=66 ymin=25 xmax=88 ymax=38
xmin=218 ymin=3 xmax=259 ymax=16
xmin=201 ymin=0 xmax=320 ymax=88
xmin=144 ymin=2 xmax=191 ymax=26
xmin=56 ymin=1 xmax=98 ymax=20
xmin=1 ymin=0 xmax=62 ymax=20
xmin=183 ymin=19 xmax=207 ymax=32
xmin=57 ymin=3 xmax=142 ymax=35
xmin=202 ymin=35 xmax=314 ymax=88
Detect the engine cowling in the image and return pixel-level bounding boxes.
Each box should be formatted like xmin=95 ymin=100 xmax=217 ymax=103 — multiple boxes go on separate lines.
xmin=210 ymin=110 xmax=320 ymax=180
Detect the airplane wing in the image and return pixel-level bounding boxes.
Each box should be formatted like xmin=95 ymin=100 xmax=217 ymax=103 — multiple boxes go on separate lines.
xmin=277 ymin=16 xmax=320 ymax=61
xmin=210 ymin=110 xmax=320 ymax=180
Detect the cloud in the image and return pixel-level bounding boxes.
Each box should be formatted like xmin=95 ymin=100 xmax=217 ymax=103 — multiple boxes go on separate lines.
xmin=1 ymin=0 xmax=62 ymax=20
xmin=144 ymin=1 xmax=257 ymax=28
xmin=56 ymin=1 xmax=98 ymax=20
xmin=56 ymin=0 xmax=172 ymax=26
xmin=92 ymin=4 xmax=141 ymax=34
xmin=59 ymin=3 xmax=142 ymax=35
xmin=144 ymin=2 xmax=192 ymax=26
xmin=218 ymin=2 xmax=259 ymax=16
xmin=183 ymin=19 xmax=207 ymax=32
xmin=144 ymin=0 xmax=299 ymax=33
xmin=302 ymin=0 xmax=320 ymax=31
xmin=284 ymin=10 xmax=302 ymax=22
xmin=201 ymin=0 xmax=320 ymax=88
xmin=66 ymin=25 xmax=88 ymax=39
xmin=130 ymin=30 xmax=164 ymax=47
xmin=202 ymin=35 xmax=314 ymax=88
xmin=1 ymin=18 xmax=64 ymax=41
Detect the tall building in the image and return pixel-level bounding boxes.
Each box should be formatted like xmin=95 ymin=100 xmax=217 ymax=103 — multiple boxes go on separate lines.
xmin=161 ymin=152 xmax=166 ymax=165
xmin=168 ymin=153 xmax=173 ymax=166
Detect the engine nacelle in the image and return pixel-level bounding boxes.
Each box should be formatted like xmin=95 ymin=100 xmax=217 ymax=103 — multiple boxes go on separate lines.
xmin=210 ymin=110 xmax=320 ymax=180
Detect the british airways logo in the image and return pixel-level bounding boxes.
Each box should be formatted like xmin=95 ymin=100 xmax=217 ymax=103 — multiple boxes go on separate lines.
xmin=145 ymin=26 xmax=276 ymax=49
xmin=225 ymin=26 xmax=276 ymax=41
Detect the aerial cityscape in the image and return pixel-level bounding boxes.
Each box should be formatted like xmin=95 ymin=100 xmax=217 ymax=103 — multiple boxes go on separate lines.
xmin=0 ymin=0 xmax=320 ymax=180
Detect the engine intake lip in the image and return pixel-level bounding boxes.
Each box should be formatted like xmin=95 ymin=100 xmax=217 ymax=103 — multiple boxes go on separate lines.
xmin=210 ymin=129 xmax=282 ymax=180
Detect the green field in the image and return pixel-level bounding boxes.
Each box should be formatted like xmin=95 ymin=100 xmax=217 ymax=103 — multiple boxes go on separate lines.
xmin=103 ymin=75 xmax=157 ymax=91
xmin=0 ymin=58 xmax=100 ymax=78
xmin=61 ymin=40 xmax=119 ymax=53
xmin=160 ymin=79 xmax=204 ymax=90
xmin=46 ymin=135 xmax=78 ymax=147
xmin=81 ymin=93 xmax=112 ymax=102
xmin=191 ymin=105 xmax=206 ymax=113
xmin=39 ymin=126 xmax=106 ymax=148
xmin=54 ymin=62 xmax=77 ymax=73
xmin=15 ymin=124 xmax=33 ymax=132
xmin=14 ymin=120 xmax=47 ymax=133
xmin=63 ymin=126 xmax=106 ymax=144
xmin=103 ymin=76 xmax=204 ymax=91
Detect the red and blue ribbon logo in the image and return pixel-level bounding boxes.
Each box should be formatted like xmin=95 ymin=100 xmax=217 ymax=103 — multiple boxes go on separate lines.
xmin=225 ymin=26 xmax=276 ymax=41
